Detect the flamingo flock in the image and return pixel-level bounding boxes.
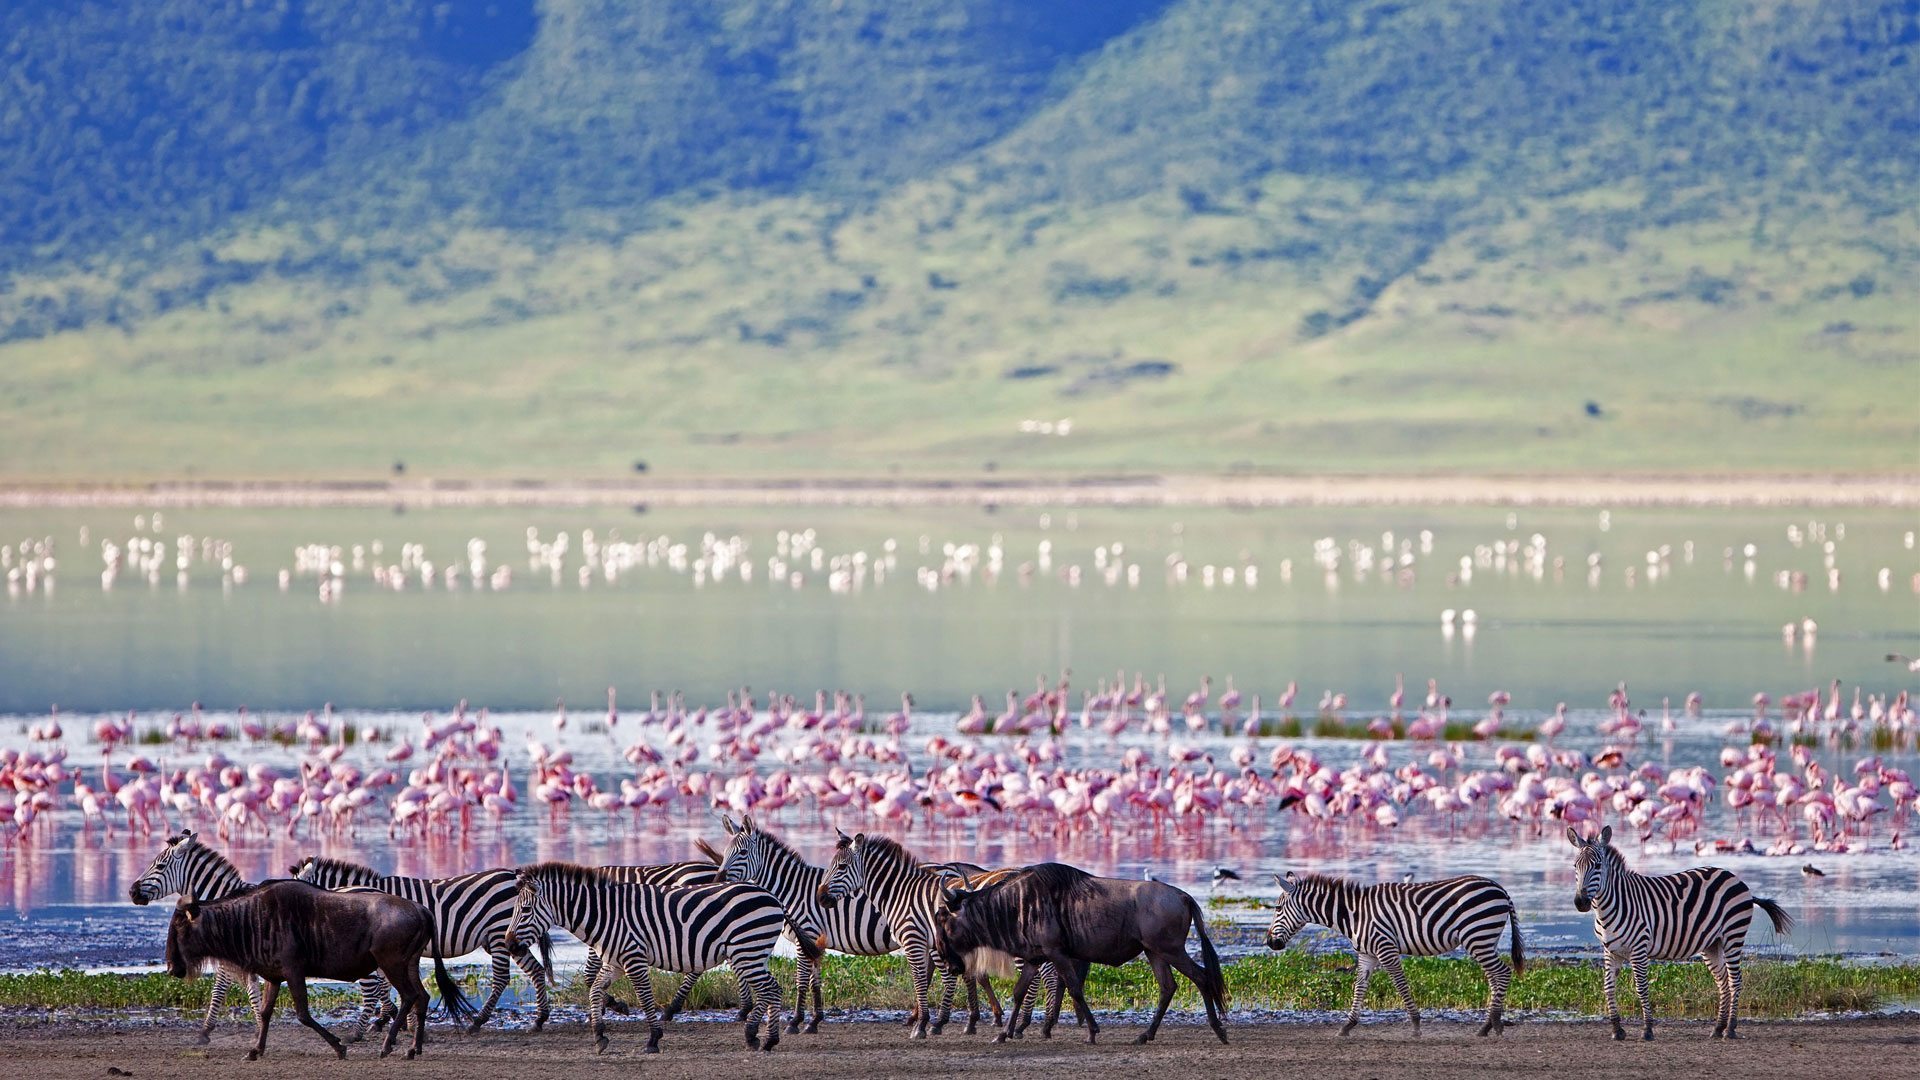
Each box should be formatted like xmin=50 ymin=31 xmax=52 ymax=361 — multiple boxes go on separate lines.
xmin=5 ymin=675 xmax=1914 ymax=866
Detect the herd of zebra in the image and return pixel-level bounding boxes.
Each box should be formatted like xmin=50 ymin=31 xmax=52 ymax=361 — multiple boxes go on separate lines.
xmin=129 ymin=819 xmax=1794 ymax=1058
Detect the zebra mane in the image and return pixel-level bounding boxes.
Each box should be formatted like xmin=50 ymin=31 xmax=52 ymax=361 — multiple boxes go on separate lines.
xmin=520 ymin=860 xmax=612 ymax=888
xmin=1293 ymin=873 xmax=1356 ymax=894
xmin=748 ymin=825 xmax=814 ymax=868
xmin=857 ymin=834 xmax=920 ymax=870
xmin=178 ymin=835 xmax=244 ymax=882
xmin=307 ymin=855 xmax=379 ymax=879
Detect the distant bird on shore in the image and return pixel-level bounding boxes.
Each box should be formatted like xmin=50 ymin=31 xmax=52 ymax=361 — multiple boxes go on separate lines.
xmin=1801 ymin=864 xmax=1825 ymax=878
xmin=1886 ymin=653 xmax=1920 ymax=673
xmin=1210 ymin=867 xmax=1240 ymax=892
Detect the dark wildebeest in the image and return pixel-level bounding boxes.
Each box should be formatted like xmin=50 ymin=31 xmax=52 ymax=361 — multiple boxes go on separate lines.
xmin=165 ymin=879 xmax=472 ymax=1060
xmin=932 ymin=862 xmax=1229 ymax=1045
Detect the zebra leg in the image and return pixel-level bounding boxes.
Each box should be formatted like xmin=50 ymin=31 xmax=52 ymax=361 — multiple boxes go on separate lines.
xmin=994 ymin=963 xmax=1040 ymax=1044
xmin=1602 ymin=952 xmax=1626 ymax=1040
xmin=906 ymin=944 xmax=933 ymax=1039
xmin=661 ymin=971 xmax=702 ymax=1021
xmin=1703 ymin=947 xmax=1730 ymax=1038
xmin=1724 ymin=955 xmax=1745 ymax=1039
xmin=512 ymin=947 xmax=552 ymax=1031
xmin=286 ymin=975 xmax=347 ymax=1060
xmin=1342 ymin=953 xmax=1376 ymax=1036
xmin=1471 ymin=940 xmax=1511 ymax=1037
xmin=738 ymin=958 xmax=783 ymax=1053
xmin=1136 ymin=954 xmax=1178 ymax=1044
xmin=247 ymin=980 xmax=281 ymax=1061
xmin=1630 ymin=951 xmax=1654 ymax=1041
xmin=806 ymin=953 xmax=826 ymax=1034
xmin=1040 ymin=964 xmax=1069 ymax=1039
xmin=784 ymin=955 xmax=810 ymax=1035
xmin=350 ymin=975 xmax=387 ymax=1041
xmin=199 ymin=967 xmax=235 ymax=1043
xmin=1379 ymin=951 xmax=1420 ymax=1034
xmin=619 ymin=956 xmax=666 ymax=1055
xmin=929 ymin=960 xmax=963 ymax=1035
xmin=583 ymin=950 xmax=627 ymax=1015
xmin=587 ymin=959 xmax=621 ymax=1054
xmin=468 ymin=951 xmax=514 ymax=1033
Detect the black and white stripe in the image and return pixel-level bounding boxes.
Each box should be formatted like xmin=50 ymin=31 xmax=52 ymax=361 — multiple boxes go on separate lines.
xmin=715 ymin=815 xmax=898 ymax=1034
xmin=581 ymin=859 xmax=725 ymax=1018
xmin=505 ymin=862 xmax=790 ymax=1055
xmin=1569 ymin=825 xmax=1793 ymax=1040
xmin=1267 ymin=870 xmax=1524 ymax=1036
xmin=291 ymin=855 xmax=552 ymax=1033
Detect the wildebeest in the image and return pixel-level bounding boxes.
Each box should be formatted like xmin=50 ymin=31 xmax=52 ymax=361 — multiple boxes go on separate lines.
xmin=165 ymin=879 xmax=472 ymax=1060
xmin=932 ymin=862 xmax=1228 ymax=1045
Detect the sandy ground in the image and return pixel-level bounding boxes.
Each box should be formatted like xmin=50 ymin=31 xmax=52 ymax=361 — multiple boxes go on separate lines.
xmin=2 ymin=473 xmax=1916 ymax=509
xmin=1 ymin=1013 xmax=1914 ymax=1080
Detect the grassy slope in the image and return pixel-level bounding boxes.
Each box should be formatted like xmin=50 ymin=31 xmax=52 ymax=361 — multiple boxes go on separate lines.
xmin=1 ymin=1 xmax=1915 ymax=481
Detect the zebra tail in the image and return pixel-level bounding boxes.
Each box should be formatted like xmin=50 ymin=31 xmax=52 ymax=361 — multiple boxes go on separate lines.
xmin=1753 ymin=896 xmax=1795 ymax=937
xmin=1181 ymin=892 xmax=1229 ymax=1010
xmin=1508 ymin=904 xmax=1525 ymax=977
xmin=538 ymin=931 xmax=555 ymax=985
xmin=427 ymin=914 xmax=476 ymax=1023
xmin=789 ymin=919 xmax=825 ymax=963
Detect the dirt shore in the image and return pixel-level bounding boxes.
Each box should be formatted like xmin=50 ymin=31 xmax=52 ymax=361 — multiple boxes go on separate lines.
xmin=1 ymin=473 xmax=1916 ymax=509
xmin=1 ymin=1013 xmax=1913 ymax=1080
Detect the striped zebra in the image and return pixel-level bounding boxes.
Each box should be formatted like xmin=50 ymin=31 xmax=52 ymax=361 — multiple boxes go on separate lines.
xmin=290 ymin=855 xmax=553 ymax=1033
xmin=503 ymin=862 xmax=807 ymax=1055
xmin=821 ymin=830 xmax=1054 ymax=1039
xmin=1266 ymin=870 xmax=1524 ymax=1036
xmin=1569 ymin=825 xmax=1793 ymax=1040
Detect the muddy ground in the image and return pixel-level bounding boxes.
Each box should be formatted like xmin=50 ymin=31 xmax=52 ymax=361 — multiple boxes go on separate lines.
xmin=1 ymin=1012 xmax=1914 ymax=1079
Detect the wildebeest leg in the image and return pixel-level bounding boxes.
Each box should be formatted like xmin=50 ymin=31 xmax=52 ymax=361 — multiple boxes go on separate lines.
xmin=1163 ymin=949 xmax=1227 ymax=1043
xmin=994 ymin=963 xmax=1041 ymax=1044
xmin=1051 ymin=955 xmax=1100 ymax=1043
xmin=383 ymin=951 xmax=432 ymax=1060
xmin=247 ymin=980 xmax=280 ymax=1061
xmin=513 ymin=947 xmax=552 ymax=1031
xmin=286 ymin=975 xmax=347 ymax=1059
xmin=1136 ymin=954 xmax=1178 ymax=1044
xmin=619 ymin=955 xmax=666 ymax=1054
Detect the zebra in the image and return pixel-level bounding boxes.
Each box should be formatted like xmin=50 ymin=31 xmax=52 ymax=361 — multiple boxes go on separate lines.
xmin=1569 ymin=825 xmax=1793 ymax=1040
xmin=1266 ymin=869 xmax=1524 ymax=1036
xmin=129 ymin=830 xmax=271 ymax=1043
xmin=290 ymin=855 xmax=553 ymax=1034
xmin=820 ymin=829 xmax=1058 ymax=1039
xmin=503 ymin=861 xmax=807 ymax=1055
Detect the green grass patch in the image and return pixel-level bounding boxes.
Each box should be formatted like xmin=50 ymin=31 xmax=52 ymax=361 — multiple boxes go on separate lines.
xmin=13 ymin=956 xmax=1914 ymax=1021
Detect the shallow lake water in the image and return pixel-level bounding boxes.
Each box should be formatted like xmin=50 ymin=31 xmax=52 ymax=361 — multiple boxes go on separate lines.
xmin=1 ymin=504 xmax=1916 ymax=971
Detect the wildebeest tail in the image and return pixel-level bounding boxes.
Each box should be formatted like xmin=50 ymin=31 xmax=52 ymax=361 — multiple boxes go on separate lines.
xmin=1754 ymin=896 xmax=1794 ymax=937
xmin=1181 ymin=892 xmax=1229 ymax=1009
xmin=1508 ymin=903 xmax=1525 ymax=977
xmin=695 ymin=838 xmax=725 ymax=865
xmin=426 ymin=913 xmax=476 ymax=1023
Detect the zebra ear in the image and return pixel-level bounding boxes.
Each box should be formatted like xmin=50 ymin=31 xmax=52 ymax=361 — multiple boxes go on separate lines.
xmin=1599 ymin=824 xmax=1613 ymax=846
xmin=721 ymin=814 xmax=739 ymax=836
xmin=1565 ymin=826 xmax=1584 ymax=847
xmin=835 ymin=828 xmax=851 ymax=846
xmin=1273 ymin=872 xmax=1296 ymax=896
xmin=742 ymin=813 xmax=756 ymax=833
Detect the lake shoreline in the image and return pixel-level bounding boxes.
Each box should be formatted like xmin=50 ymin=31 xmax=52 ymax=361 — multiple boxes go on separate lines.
xmin=3 ymin=472 xmax=1917 ymax=509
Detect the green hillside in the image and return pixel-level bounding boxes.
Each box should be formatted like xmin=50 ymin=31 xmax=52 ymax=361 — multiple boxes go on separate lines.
xmin=1 ymin=1 xmax=1915 ymax=481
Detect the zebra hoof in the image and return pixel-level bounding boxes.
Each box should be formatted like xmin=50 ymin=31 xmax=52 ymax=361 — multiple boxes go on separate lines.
xmin=1611 ymin=1027 xmax=1626 ymax=1041
xmin=641 ymin=1044 xmax=660 ymax=1055
xmin=1133 ymin=1032 xmax=1153 ymax=1045
xmin=245 ymin=1051 xmax=262 ymax=1062
xmin=992 ymin=1034 xmax=1009 ymax=1045
xmin=1726 ymin=1030 xmax=1741 ymax=1041
xmin=804 ymin=1021 xmax=820 ymax=1035
xmin=196 ymin=1032 xmax=212 ymax=1046
xmin=1642 ymin=1030 xmax=1655 ymax=1042
xmin=594 ymin=1037 xmax=610 ymax=1055
xmin=405 ymin=1049 xmax=420 ymax=1061
xmin=466 ymin=1021 xmax=485 ymax=1035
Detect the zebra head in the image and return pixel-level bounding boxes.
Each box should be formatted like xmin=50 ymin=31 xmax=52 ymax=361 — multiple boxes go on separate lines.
xmin=819 ymin=829 xmax=866 ymax=908
xmin=1265 ymin=871 xmax=1310 ymax=950
xmin=1567 ymin=824 xmax=1615 ymax=912
xmin=504 ymin=868 xmax=553 ymax=959
xmin=717 ymin=813 xmax=765 ymax=886
xmin=129 ymin=829 xmax=199 ymax=905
